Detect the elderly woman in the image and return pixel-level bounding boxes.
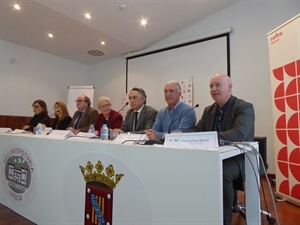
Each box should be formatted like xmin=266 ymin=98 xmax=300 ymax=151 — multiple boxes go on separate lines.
xmin=51 ymin=101 xmax=72 ymax=130
xmin=94 ymin=96 xmax=123 ymax=136
xmin=23 ymin=99 xmax=51 ymax=132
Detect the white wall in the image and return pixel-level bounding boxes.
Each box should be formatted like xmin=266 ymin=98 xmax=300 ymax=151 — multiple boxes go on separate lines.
xmin=0 ymin=40 xmax=88 ymax=116
xmin=87 ymin=57 xmax=127 ymax=110
xmin=87 ymin=0 xmax=300 ymax=174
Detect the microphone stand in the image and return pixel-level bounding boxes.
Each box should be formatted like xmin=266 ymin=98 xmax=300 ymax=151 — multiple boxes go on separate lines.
xmin=168 ymin=104 xmax=199 ymax=133
xmin=118 ymin=102 xmax=129 ymax=112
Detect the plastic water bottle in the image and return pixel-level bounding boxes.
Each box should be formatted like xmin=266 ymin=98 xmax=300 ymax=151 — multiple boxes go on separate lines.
xmin=100 ymin=124 xmax=109 ymax=140
xmin=36 ymin=123 xmax=43 ymax=135
xmin=88 ymin=124 xmax=95 ymax=134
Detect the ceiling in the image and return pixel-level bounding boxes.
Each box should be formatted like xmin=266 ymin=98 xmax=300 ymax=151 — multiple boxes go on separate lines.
xmin=0 ymin=0 xmax=239 ymax=65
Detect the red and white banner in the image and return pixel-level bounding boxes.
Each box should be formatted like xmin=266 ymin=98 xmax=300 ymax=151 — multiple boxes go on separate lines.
xmin=268 ymin=14 xmax=300 ymax=206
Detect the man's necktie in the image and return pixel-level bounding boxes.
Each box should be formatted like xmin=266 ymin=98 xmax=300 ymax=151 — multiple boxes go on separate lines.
xmin=214 ymin=110 xmax=223 ymax=132
xmin=133 ymin=112 xmax=138 ymax=131
xmin=74 ymin=112 xmax=82 ymax=129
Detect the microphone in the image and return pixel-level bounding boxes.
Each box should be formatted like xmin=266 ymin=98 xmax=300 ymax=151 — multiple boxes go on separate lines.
xmin=144 ymin=139 xmax=164 ymax=145
xmin=168 ymin=104 xmax=199 ymax=133
xmin=118 ymin=102 xmax=129 ymax=112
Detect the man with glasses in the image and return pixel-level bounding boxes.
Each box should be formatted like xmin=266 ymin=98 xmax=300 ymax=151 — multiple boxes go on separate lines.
xmin=68 ymin=95 xmax=98 ymax=134
xmin=118 ymin=87 xmax=157 ymax=134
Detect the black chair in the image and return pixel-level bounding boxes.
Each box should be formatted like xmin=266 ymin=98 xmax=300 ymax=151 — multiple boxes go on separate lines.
xmin=232 ymin=137 xmax=276 ymax=224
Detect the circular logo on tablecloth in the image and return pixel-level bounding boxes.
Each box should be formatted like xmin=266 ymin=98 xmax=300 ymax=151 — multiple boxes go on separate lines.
xmin=2 ymin=143 xmax=38 ymax=206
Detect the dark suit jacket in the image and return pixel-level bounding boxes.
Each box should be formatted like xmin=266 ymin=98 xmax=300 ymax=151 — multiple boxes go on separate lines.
xmin=52 ymin=116 xmax=72 ymax=130
xmin=69 ymin=107 xmax=98 ymax=132
xmin=25 ymin=113 xmax=51 ymax=132
xmin=120 ymin=105 xmax=158 ymax=134
xmin=190 ymin=95 xmax=255 ymax=189
xmin=191 ymin=95 xmax=255 ymax=142
xmin=94 ymin=109 xmax=123 ymax=132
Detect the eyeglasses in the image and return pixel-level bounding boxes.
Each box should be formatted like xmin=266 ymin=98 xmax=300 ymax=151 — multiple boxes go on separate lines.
xmin=98 ymin=104 xmax=111 ymax=109
xmin=32 ymin=105 xmax=41 ymax=108
xmin=75 ymin=99 xmax=85 ymax=103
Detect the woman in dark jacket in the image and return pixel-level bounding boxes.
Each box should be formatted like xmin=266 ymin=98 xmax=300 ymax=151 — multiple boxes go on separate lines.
xmin=51 ymin=101 xmax=72 ymax=130
xmin=23 ymin=99 xmax=50 ymax=132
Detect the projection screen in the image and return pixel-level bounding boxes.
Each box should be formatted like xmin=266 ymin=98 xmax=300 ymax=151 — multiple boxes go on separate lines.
xmin=126 ymin=32 xmax=230 ymax=120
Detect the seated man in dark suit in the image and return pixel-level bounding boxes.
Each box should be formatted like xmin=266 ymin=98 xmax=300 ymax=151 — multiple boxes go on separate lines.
xmin=68 ymin=95 xmax=98 ymax=134
xmin=189 ymin=73 xmax=255 ymax=225
xmin=118 ymin=87 xmax=157 ymax=134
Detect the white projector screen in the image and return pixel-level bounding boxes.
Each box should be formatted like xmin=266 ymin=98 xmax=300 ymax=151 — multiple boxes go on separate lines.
xmin=126 ymin=34 xmax=230 ymax=120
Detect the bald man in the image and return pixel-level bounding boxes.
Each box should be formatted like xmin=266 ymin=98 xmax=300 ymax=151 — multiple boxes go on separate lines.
xmin=190 ymin=74 xmax=255 ymax=225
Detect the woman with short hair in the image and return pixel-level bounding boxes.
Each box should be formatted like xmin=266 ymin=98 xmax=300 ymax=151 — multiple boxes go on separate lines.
xmin=94 ymin=96 xmax=123 ymax=136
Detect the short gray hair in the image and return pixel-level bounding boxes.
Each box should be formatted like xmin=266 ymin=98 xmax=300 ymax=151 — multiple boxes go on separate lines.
xmin=130 ymin=87 xmax=147 ymax=104
xmin=97 ymin=96 xmax=110 ymax=106
xmin=166 ymin=80 xmax=182 ymax=93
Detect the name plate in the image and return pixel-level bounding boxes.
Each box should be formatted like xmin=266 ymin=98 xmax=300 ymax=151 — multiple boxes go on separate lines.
xmin=164 ymin=131 xmax=219 ymax=148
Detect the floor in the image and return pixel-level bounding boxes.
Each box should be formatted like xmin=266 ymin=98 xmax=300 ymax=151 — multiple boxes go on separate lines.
xmin=232 ymin=176 xmax=300 ymax=225
xmin=0 ymin=203 xmax=36 ymax=225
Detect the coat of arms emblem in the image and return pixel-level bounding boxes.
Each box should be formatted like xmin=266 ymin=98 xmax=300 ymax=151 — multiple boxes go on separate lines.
xmin=80 ymin=161 xmax=124 ymax=225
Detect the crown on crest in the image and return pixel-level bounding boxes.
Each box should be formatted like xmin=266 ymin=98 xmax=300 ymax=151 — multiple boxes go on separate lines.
xmin=79 ymin=160 xmax=124 ymax=190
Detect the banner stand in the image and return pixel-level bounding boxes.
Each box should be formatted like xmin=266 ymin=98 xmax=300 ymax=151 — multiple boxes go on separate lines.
xmin=267 ymin=14 xmax=300 ymax=206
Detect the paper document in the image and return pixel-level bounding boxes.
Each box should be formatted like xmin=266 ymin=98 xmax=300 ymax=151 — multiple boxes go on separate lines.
xmin=113 ymin=133 xmax=148 ymax=144
xmin=0 ymin=128 xmax=13 ymax=133
xmin=10 ymin=129 xmax=31 ymax=134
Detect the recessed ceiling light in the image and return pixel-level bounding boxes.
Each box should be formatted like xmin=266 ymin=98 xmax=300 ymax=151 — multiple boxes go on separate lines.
xmin=140 ymin=18 xmax=148 ymax=26
xmin=48 ymin=33 xmax=54 ymax=38
xmin=85 ymin=13 xmax=91 ymax=19
xmin=14 ymin=4 xmax=21 ymax=10
xmin=119 ymin=3 xmax=126 ymax=11
xmin=101 ymin=41 xmax=105 ymax=46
